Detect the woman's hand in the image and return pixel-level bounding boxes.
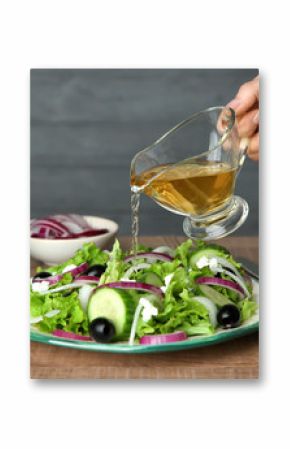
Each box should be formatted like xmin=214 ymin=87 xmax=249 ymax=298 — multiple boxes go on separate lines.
xmin=227 ymin=75 xmax=259 ymax=161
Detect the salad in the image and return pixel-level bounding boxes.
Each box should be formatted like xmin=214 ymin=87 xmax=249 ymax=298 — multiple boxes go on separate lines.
xmin=30 ymin=239 xmax=258 ymax=345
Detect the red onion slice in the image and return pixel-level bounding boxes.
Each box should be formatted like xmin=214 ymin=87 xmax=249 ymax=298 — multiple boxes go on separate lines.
xmin=75 ymin=275 xmax=100 ymax=284
xmin=32 ymin=265 xmax=90 ymax=288
xmin=97 ymin=281 xmax=164 ymax=298
xmin=124 ymin=252 xmax=173 ymax=263
xmin=51 ymin=214 xmax=91 ymax=233
xmin=196 ymin=276 xmax=244 ymax=297
xmin=199 ymin=255 xmax=249 ymax=295
xmin=52 ymin=330 xmax=93 ymax=341
xmin=31 ymin=218 xmax=70 ymax=235
xmin=53 ymin=229 xmax=108 ymax=239
xmin=140 ymin=331 xmax=187 ymax=345
xmin=64 ymin=262 xmax=89 ymax=277
xmin=32 ymin=274 xmax=63 ymax=285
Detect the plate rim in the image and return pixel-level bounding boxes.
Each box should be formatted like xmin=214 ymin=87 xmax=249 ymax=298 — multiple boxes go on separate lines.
xmin=30 ymin=320 xmax=259 ymax=354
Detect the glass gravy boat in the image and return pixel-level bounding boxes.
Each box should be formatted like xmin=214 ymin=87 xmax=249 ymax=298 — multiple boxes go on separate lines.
xmin=130 ymin=106 xmax=249 ymax=240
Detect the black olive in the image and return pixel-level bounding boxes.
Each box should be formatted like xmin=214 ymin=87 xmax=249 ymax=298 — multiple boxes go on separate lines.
xmin=32 ymin=271 xmax=52 ymax=281
xmin=89 ymin=318 xmax=115 ymax=342
xmin=217 ymin=304 xmax=241 ymax=329
xmin=84 ymin=264 xmax=106 ymax=277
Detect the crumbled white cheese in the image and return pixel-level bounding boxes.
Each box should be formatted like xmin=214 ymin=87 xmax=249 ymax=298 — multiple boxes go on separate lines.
xmin=209 ymin=257 xmax=219 ymax=273
xmin=164 ymin=273 xmax=174 ymax=288
xmin=160 ymin=273 xmax=174 ymax=293
xmin=62 ymin=264 xmax=77 ymax=273
xmin=196 ymin=256 xmax=210 ymax=269
xmin=196 ymin=256 xmax=221 ymax=273
xmin=31 ymin=281 xmax=50 ymax=293
xmin=140 ymin=297 xmax=158 ymax=322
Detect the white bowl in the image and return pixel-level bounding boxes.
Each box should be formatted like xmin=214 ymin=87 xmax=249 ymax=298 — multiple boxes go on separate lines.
xmin=30 ymin=215 xmax=118 ymax=265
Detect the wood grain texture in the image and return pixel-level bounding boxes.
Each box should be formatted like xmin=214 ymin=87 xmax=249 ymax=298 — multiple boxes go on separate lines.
xmin=30 ymin=236 xmax=259 ymax=379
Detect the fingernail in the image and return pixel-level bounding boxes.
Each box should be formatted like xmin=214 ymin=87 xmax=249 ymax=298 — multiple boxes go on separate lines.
xmin=253 ymin=112 xmax=259 ymax=124
xmin=226 ymin=98 xmax=241 ymax=110
xmin=240 ymin=137 xmax=249 ymax=151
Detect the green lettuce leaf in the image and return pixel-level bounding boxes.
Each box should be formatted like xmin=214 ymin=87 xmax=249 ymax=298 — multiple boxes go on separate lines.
xmin=239 ymin=299 xmax=257 ymax=322
xmin=174 ymin=239 xmax=193 ymax=268
xmin=133 ymin=259 xmax=180 ymax=282
xmin=30 ymin=290 xmax=89 ymax=334
xmin=99 ymin=239 xmax=125 ymax=284
xmin=137 ymin=287 xmax=213 ymax=337
xmin=36 ymin=242 xmax=109 ymax=275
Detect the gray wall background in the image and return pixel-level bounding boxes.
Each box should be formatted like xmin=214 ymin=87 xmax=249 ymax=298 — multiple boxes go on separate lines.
xmin=31 ymin=69 xmax=259 ymax=235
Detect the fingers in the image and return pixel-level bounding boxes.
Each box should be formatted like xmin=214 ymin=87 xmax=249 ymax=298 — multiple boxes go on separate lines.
xmin=237 ymin=108 xmax=259 ymax=137
xmin=227 ymin=76 xmax=259 ymax=117
xmin=247 ymin=133 xmax=259 ymax=161
xmin=226 ymin=76 xmax=260 ymax=160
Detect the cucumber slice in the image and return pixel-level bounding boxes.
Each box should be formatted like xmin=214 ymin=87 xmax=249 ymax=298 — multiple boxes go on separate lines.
xmin=87 ymin=288 xmax=136 ymax=341
xmin=199 ymin=284 xmax=233 ymax=307
xmin=141 ymin=272 xmax=163 ymax=287
xmin=190 ymin=245 xmax=230 ymax=268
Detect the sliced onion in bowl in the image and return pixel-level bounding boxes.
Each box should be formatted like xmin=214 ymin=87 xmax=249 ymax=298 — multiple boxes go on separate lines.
xmin=140 ymin=331 xmax=187 ymax=345
xmin=31 ymin=217 xmax=70 ymax=234
xmin=53 ymin=229 xmax=108 ymax=239
xmin=30 ymin=214 xmax=105 ymax=240
xmin=196 ymin=276 xmax=244 ymax=297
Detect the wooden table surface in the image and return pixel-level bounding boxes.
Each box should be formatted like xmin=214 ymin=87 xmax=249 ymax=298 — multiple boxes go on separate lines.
xmin=30 ymin=236 xmax=259 ymax=379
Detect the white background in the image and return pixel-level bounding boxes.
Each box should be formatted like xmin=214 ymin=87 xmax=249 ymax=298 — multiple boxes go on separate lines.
xmin=0 ymin=1 xmax=288 ymax=448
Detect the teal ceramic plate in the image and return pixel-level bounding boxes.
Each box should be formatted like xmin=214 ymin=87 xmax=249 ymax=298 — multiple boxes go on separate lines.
xmin=30 ymin=279 xmax=259 ymax=354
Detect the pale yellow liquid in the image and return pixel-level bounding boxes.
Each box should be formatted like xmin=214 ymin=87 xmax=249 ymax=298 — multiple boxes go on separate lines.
xmin=131 ymin=161 xmax=237 ymax=217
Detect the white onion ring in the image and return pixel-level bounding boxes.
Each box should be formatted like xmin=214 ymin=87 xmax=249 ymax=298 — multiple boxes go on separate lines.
xmin=125 ymin=252 xmax=173 ymax=263
xmin=192 ymin=296 xmax=218 ymax=327
xmin=123 ymin=263 xmax=151 ymax=279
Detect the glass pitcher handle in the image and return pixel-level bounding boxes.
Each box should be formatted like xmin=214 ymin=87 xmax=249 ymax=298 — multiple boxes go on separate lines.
xmin=239 ymin=137 xmax=249 ymax=167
